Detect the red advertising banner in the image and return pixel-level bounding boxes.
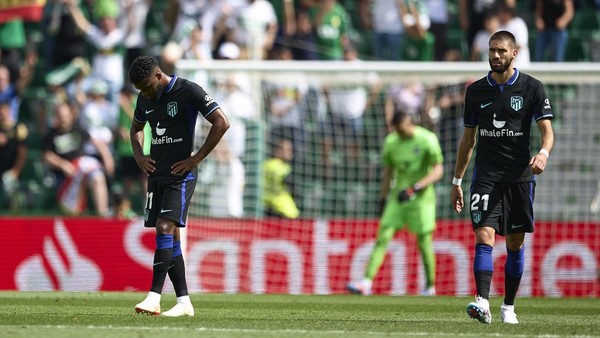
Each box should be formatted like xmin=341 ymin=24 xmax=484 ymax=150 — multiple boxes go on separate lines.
xmin=0 ymin=217 xmax=598 ymax=297
xmin=0 ymin=0 xmax=46 ymax=23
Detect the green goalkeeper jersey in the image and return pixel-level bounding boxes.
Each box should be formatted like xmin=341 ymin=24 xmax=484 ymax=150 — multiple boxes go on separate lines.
xmin=382 ymin=125 xmax=443 ymax=203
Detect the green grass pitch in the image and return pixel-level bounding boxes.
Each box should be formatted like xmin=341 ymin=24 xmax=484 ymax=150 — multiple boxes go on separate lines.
xmin=0 ymin=292 xmax=598 ymax=337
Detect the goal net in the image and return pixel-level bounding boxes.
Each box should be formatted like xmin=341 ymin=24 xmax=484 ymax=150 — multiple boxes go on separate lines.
xmin=178 ymin=60 xmax=600 ymax=297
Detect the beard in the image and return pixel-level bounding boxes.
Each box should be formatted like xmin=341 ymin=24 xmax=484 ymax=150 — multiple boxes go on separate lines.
xmin=489 ymin=57 xmax=512 ymax=73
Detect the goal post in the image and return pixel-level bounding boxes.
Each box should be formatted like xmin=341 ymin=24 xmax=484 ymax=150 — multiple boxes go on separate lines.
xmin=177 ymin=60 xmax=600 ymax=296
xmin=179 ymin=60 xmax=600 ymax=222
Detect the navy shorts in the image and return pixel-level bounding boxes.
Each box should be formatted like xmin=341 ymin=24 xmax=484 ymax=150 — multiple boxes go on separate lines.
xmin=143 ymin=173 xmax=197 ymax=227
xmin=469 ymin=180 xmax=536 ymax=236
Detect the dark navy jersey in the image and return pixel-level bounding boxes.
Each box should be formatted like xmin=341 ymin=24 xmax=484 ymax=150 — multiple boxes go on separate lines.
xmin=133 ymin=75 xmax=220 ymax=177
xmin=463 ymin=69 xmax=553 ymax=182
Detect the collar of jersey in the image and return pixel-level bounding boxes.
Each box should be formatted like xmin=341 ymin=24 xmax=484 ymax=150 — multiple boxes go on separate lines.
xmin=486 ymin=68 xmax=519 ymax=87
xmin=158 ymin=74 xmax=178 ymax=100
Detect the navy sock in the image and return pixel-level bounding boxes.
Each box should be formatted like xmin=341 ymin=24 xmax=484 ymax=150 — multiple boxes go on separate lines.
xmin=504 ymin=246 xmax=524 ymax=305
xmin=150 ymin=234 xmax=173 ymax=294
xmin=168 ymin=241 xmax=189 ymax=297
xmin=474 ymin=244 xmax=494 ymax=299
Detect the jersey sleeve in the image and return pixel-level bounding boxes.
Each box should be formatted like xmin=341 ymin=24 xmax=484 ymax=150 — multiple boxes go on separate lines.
xmin=532 ymin=80 xmax=553 ymax=121
xmin=463 ymin=85 xmax=478 ymax=127
xmin=427 ymin=133 xmax=444 ymax=165
xmin=381 ymin=135 xmax=393 ymax=167
xmin=189 ymin=82 xmax=220 ymax=119
xmin=133 ymin=97 xmax=147 ymax=124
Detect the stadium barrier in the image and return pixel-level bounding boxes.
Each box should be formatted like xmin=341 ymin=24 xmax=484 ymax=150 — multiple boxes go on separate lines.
xmin=1 ymin=216 xmax=598 ymax=297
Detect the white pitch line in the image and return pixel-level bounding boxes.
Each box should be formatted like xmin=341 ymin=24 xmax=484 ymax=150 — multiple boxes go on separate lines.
xmin=1 ymin=325 xmax=598 ymax=338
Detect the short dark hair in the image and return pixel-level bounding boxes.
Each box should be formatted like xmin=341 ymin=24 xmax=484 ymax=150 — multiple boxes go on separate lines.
xmin=391 ymin=110 xmax=410 ymax=126
xmin=490 ymin=30 xmax=516 ymax=48
xmin=128 ymin=55 xmax=159 ymax=84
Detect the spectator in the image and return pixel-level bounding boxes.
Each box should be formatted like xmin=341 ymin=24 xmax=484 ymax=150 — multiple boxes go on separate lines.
xmin=307 ymin=0 xmax=350 ymax=60
xmin=64 ymin=0 xmax=135 ymax=106
xmin=470 ymin=10 xmax=500 ymax=61
xmin=271 ymin=0 xmax=297 ymax=49
xmin=0 ymin=18 xmax=27 ymax=85
xmin=42 ymin=102 xmax=114 ymax=217
xmin=166 ymin=0 xmax=230 ymax=46
xmin=41 ymin=57 xmax=91 ymax=133
xmin=359 ymin=0 xmax=407 ymax=61
xmin=385 ymin=81 xmax=427 ymax=131
xmin=424 ymin=0 xmax=449 ymax=61
xmin=534 ymin=0 xmax=574 ymax=62
xmin=266 ymin=71 xmax=309 ymax=170
xmin=119 ymin=0 xmax=152 ymax=72
xmin=263 ymin=138 xmax=299 ymax=219
xmin=44 ymin=0 xmax=90 ymax=70
xmin=227 ymin=0 xmax=279 ymax=60
xmin=0 ymin=54 xmax=36 ymax=121
xmin=321 ymin=46 xmax=381 ymax=172
xmin=496 ymin=0 xmax=530 ymax=69
xmin=180 ymin=22 xmax=213 ymax=62
xmin=64 ymin=57 xmax=93 ymax=112
xmin=291 ymin=9 xmax=319 ymax=60
xmin=211 ymin=73 xmax=256 ymax=159
xmin=0 ymin=101 xmax=28 ymax=210
xmin=159 ymin=40 xmax=184 ymax=75
xmin=458 ymin=0 xmax=497 ymax=52
xmin=78 ymin=78 xmax=119 ymax=157
xmin=402 ymin=0 xmax=435 ymax=61
xmin=197 ymin=139 xmax=245 ymax=218
xmin=430 ymin=79 xmax=472 ymax=178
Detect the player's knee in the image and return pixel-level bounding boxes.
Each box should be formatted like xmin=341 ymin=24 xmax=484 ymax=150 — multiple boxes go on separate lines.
xmin=505 ymin=234 xmax=525 ymax=250
xmin=475 ymin=228 xmax=495 ymax=245
xmin=155 ymin=218 xmax=176 ymax=235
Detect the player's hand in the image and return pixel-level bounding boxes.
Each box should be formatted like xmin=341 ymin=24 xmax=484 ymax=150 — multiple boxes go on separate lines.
xmin=397 ymin=187 xmax=416 ymax=202
xmin=397 ymin=184 xmax=423 ymax=203
xmin=451 ymin=185 xmax=464 ymax=213
xmin=529 ymin=153 xmax=548 ymax=175
xmin=171 ymin=157 xmax=200 ymax=176
xmin=135 ymin=155 xmax=156 ymax=176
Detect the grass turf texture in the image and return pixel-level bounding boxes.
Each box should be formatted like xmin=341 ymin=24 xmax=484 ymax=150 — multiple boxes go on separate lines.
xmin=0 ymin=292 xmax=598 ymax=338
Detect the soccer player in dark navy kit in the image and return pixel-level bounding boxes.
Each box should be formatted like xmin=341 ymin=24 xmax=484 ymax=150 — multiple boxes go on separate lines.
xmin=451 ymin=31 xmax=554 ymax=324
xmin=129 ymin=56 xmax=229 ymax=317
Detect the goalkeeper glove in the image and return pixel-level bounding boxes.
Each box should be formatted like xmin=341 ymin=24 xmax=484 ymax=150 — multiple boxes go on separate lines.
xmin=397 ymin=183 xmax=424 ymax=202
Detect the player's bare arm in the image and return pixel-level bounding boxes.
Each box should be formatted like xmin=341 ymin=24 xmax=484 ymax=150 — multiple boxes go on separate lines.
xmin=171 ymin=108 xmax=230 ymax=176
xmin=529 ymin=119 xmax=554 ymax=175
xmin=451 ymin=127 xmax=477 ymax=213
xmin=416 ymin=162 xmax=444 ymax=189
xmin=130 ymin=119 xmax=155 ymax=175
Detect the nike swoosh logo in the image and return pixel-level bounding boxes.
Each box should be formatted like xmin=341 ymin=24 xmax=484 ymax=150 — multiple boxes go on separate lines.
xmin=480 ymin=102 xmax=493 ymax=108
xmin=145 ymin=109 xmax=154 ymax=114
xmin=511 ymin=224 xmax=525 ymax=229
xmin=153 ymin=262 xmax=163 ymax=266
xmin=160 ymin=209 xmax=172 ymax=213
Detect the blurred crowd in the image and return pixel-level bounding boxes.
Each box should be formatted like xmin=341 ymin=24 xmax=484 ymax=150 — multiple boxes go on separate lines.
xmin=0 ymin=0 xmax=598 ymax=218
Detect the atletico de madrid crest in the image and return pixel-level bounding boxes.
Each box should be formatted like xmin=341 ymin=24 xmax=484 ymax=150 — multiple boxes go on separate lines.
xmin=167 ymin=102 xmax=178 ymax=117
xmin=510 ymin=96 xmax=523 ymax=111
xmin=472 ymin=211 xmax=482 ymax=224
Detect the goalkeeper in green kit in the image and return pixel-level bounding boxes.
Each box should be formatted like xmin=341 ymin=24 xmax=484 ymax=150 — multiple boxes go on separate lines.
xmin=347 ymin=110 xmax=444 ymax=296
